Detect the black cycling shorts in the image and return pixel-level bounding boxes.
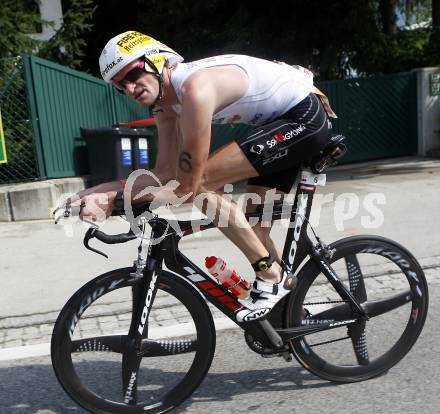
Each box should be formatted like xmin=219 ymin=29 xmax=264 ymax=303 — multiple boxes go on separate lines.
xmin=237 ymin=92 xmax=332 ymax=193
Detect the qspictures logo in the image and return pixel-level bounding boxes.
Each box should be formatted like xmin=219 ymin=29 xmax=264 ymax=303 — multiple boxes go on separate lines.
xmin=54 ymin=171 xmax=387 ymax=241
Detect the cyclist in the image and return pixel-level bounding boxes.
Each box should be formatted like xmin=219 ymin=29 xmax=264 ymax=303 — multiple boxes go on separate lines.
xmin=76 ymin=30 xmax=336 ymax=322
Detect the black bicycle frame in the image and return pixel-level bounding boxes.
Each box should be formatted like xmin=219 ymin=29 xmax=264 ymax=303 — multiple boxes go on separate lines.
xmin=128 ymin=169 xmax=367 ymax=350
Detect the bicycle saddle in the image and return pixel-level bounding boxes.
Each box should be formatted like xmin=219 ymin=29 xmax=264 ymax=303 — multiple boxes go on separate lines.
xmin=309 ymin=134 xmax=347 ymax=174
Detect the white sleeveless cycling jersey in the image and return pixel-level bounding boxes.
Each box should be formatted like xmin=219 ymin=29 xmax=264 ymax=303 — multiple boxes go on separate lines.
xmin=170 ymin=55 xmax=314 ymax=125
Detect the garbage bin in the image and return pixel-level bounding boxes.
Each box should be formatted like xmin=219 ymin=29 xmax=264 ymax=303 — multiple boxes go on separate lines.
xmin=81 ymin=127 xmax=154 ymax=186
xmin=131 ymin=128 xmax=157 ymax=171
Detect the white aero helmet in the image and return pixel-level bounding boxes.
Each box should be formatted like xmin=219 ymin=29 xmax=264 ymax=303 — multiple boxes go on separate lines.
xmin=99 ymin=31 xmax=184 ymax=82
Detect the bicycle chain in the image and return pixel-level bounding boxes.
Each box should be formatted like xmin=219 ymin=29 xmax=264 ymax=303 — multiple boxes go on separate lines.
xmin=245 ymin=300 xmax=350 ymax=354
xmin=303 ymin=300 xmax=348 ymax=305
xmin=309 ymin=335 xmax=351 ymax=347
xmin=302 ymin=300 xmax=354 ymax=347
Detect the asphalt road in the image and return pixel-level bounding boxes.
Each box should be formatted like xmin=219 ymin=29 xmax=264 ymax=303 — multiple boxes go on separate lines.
xmin=1 ymin=158 xmax=439 ymax=413
xmin=0 ymin=282 xmax=438 ymax=414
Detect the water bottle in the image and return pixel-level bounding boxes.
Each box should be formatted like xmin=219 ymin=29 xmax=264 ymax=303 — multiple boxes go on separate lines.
xmin=205 ymin=256 xmax=251 ymax=299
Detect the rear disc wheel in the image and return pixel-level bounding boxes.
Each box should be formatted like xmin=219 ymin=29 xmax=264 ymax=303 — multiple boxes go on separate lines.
xmin=286 ymin=236 xmax=429 ymax=382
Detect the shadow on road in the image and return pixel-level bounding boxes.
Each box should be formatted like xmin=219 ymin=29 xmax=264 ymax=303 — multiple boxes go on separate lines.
xmin=0 ymin=361 xmax=336 ymax=413
xmin=177 ymin=364 xmax=337 ymax=412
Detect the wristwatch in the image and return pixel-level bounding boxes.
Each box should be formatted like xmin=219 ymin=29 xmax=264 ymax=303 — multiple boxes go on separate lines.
xmin=251 ymin=256 xmax=275 ymax=272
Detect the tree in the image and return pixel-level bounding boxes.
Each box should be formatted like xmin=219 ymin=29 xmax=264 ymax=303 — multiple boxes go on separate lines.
xmin=0 ymin=0 xmax=95 ymax=69
xmin=78 ymin=0 xmax=376 ymax=80
xmin=380 ymin=0 xmax=398 ymax=34
xmin=77 ymin=0 xmax=438 ymax=80
xmin=434 ymin=0 xmax=440 ymax=27
xmin=0 ymin=0 xmax=45 ymax=58
xmin=426 ymin=0 xmax=440 ymax=66
xmin=39 ymin=0 xmax=96 ymax=69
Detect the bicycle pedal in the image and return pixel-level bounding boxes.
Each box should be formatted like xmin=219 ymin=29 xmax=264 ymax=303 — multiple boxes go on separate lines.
xmin=261 ymin=353 xmax=278 ymax=358
xmin=261 ymin=350 xmax=292 ymax=361
xmin=281 ymin=352 xmax=293 ymax=362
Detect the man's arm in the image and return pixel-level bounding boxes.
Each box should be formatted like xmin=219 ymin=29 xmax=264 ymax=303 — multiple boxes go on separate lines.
xmin=125 ymin=107 xmax=184 ymax=204
xmin=72 ymin=74 xmax=217 ymax=218
xmin=175 ymin=80 xmax=217 ymax=199
xmin=150 ymin=107 xmax=180 ymax=181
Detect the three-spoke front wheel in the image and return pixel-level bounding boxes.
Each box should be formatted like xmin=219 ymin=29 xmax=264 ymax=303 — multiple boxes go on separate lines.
xmin=286 ymin=236 xmax=429 ymax=383
xmin=51 ymin=268 xmax=216 ymax=413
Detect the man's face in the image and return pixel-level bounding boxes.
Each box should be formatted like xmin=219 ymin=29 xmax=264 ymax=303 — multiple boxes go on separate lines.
xmin=111 ymin=59 xmax=159 ymax=107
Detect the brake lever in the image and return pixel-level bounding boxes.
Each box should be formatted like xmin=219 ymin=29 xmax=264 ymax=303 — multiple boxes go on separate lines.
xmin=83 ymin=227 xmax=109 ymax=259
xmin=53 ymin=202 xmax=84 ymax=224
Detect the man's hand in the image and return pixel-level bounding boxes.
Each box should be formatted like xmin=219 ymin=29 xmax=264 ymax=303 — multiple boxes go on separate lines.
xmin=68 ymin=191 xmax=118 ymax=222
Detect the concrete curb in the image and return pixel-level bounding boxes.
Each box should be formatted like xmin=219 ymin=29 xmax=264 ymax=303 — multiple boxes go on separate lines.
xmin=0 ymin=191 xmax=11 ymax=221
xmin=0 ymin=316 xmax=238 ymax=361
xmin=0 ymin=177 xmax=89 ymax=222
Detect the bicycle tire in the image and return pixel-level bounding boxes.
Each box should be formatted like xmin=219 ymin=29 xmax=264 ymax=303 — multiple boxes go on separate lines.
xmin=51 ymin=268 xmax=216 ymax=413
xmin=285 ymin=235 xmax=429 ymax=383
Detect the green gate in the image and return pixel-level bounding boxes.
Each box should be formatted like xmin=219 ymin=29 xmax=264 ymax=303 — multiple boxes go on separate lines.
xmin=25 ymin=55 xmax=149 ymax=179
xmin=211 ymin=72 xmax=418 ymax=164
xmin=319 ymin=72 xmax=418 ymax=163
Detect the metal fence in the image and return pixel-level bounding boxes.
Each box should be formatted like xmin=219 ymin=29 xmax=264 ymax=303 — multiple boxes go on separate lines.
xmin=0 ymin=55 xmax=150 ymax=184
xmin=0 ymin=57 xmax=39 ymax=184
xmin=211 ymin=72 xmax=418 ymax=164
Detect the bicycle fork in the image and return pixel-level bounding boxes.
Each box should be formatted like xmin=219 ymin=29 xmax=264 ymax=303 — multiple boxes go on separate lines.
xmin=121 ymin=242 xmax=163 ymax=405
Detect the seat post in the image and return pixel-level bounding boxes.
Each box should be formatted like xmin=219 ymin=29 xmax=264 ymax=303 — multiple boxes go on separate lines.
xmin=280 ymin=168 xmax=326 ymax=275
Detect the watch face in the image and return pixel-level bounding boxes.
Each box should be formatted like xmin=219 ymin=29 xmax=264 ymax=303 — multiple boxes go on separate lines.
xmin=259 ymin=261 xmax=268 ymax=271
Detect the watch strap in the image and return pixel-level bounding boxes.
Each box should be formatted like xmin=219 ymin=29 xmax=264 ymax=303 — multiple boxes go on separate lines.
xmin=251 ymin=255 xmax=275 ymax=272
xmin=113 ymin=190 xmax=125 ymax=210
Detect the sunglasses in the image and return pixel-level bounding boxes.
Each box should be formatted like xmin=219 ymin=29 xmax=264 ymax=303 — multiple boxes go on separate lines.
xmin=113 ymin=61 xmax=146 ymax=92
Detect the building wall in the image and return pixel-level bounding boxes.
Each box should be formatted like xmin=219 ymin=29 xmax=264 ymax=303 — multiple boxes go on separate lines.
xmin=30 ymin=0 xmax=63 ymax=41
xmin=414 ymin=67 xmax=440 ymax=156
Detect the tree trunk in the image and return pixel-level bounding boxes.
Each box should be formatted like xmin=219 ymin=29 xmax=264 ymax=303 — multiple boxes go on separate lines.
xmin=379 ymin=0 xmax=397 ymax=34
xmin=433 ymin=0 xmax=440 ymax=28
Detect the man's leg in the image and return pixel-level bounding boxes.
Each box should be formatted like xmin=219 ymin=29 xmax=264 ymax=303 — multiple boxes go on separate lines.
xmin=196 ymin=144 xmax=294 ymax=322
xmin=245 ymin=184 xmax=287 ymax=264
xmin=198 ymin=141 xmax=283 ymax=284
xmin=197 ymin=94 xmax=330 ymax=319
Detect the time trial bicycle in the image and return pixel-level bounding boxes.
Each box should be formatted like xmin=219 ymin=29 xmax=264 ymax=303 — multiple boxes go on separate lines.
xmin=51 ymin=135 xmax=429 ymax=413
